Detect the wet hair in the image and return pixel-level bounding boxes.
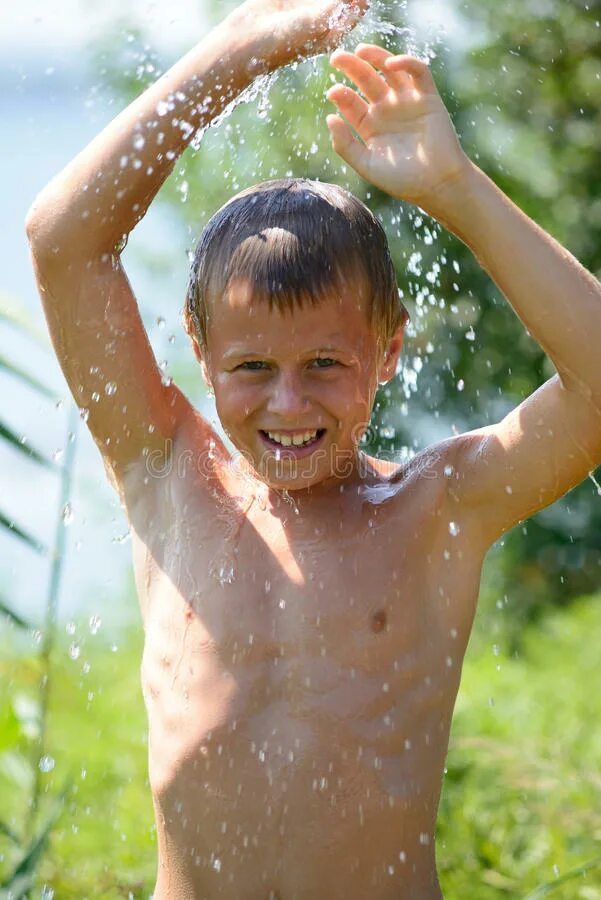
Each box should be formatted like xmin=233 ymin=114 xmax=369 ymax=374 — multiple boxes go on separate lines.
xmin=183 ymin=178 xmax=408 ymax=353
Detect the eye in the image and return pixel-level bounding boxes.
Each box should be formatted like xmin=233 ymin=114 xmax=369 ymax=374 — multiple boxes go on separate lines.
xmin=237 ymin=360 xmax=269 ymax=371
xmin=312 ymin=357 xmax=337 ymax=369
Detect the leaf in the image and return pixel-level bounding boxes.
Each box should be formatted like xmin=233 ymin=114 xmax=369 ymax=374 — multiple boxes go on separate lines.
xmin=0 ymin=353 xmax=59 ymax=402
xmin=0 ymin=820 xmax=21 ymax=846
xmin=0 ymin=870 xmax=35 ymax=899
xmin=0 ymin=781 xmax=71 ymax=892
xmin=0 ymin=599 xmax=34 ymax=632
xmin=0 ymin=509 xmax=46 ymax=555
xmin=0 ymin=702 xmax=23 ymax=752
xmin=0 ymin=419 xmax=58 ymax=471
xmin=0 ymin=293 xmax=48 ymax=348
xmin=525 ymin=854 xmax=601 ymax=897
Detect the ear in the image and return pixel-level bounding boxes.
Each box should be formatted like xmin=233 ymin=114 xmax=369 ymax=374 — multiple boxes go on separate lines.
xmin=187 ymin=329 xmax=214 ymax=394
xmin=198 ymin=351 xmax=214 ymax=395
xmin=378 ymin=324 xmax=405 ymax=384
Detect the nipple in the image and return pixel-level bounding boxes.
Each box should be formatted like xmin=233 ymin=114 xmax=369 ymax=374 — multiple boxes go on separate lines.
xmin=370 ymin=609 xmax=387 ymax=633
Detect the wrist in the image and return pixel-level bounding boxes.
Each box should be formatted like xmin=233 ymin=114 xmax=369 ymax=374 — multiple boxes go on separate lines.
xmin=420 ymin=156 xmax=482 ymax=231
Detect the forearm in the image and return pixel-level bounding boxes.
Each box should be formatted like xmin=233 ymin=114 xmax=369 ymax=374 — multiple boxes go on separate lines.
xmin=25 ymin=22 xmax=266 ymax=255
xmin=429 ymin=162 xmax=601 ymax=398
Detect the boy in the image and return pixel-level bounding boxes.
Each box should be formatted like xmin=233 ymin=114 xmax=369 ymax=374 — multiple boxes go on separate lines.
xmin=25 ymin=0 xmax=601 ymax=897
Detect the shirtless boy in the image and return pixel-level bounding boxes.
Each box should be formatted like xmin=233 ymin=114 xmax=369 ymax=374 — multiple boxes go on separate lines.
xmin=25 ymin=0 xmax=601 ymax=896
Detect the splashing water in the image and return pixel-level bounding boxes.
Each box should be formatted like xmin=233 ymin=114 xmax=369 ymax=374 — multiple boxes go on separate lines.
xmin=589 ymin=471 xmax=601 ymax=495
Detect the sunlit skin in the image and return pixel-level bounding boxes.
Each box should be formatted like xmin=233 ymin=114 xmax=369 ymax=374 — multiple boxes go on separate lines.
xmin=195 ymin=277 xmax=404 ymax=493
xmin=26 ymin=0 xmax=601 ymax=895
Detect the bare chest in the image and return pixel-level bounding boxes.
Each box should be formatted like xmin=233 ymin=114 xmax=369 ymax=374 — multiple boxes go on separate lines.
xmin=130 ymin=470 xmax=480 ymax=897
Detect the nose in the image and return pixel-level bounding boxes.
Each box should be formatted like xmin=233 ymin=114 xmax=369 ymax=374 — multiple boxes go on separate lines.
xmin=266 ymin=370 xmax=310 ymax=419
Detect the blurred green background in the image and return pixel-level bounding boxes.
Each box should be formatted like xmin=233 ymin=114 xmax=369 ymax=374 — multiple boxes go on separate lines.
xmin=1 ymin=0 xmax=600 ymax=895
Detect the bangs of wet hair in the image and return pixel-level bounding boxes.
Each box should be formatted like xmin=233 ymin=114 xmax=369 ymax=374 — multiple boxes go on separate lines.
xmin=183 ymin=178 xmax=408 ymax=352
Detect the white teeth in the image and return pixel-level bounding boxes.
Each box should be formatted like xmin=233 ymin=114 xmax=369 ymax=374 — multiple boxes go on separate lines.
xmin=267 ymin=430 xmax=318 ymax=447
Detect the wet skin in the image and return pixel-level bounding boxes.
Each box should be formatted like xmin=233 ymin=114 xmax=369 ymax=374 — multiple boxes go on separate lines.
xmin=126 ymin=289 xmax=485 ymax=899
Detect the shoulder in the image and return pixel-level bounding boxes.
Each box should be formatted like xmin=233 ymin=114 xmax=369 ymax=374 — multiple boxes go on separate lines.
xmin=116 ymin=384 xmax=232 ymax=517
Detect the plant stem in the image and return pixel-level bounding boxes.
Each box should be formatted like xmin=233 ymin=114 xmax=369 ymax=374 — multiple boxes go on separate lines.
xmin=25 ymin=404 xmax=79 ymax=840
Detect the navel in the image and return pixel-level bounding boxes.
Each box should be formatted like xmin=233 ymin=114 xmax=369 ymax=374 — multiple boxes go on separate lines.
xmin=370 ymin=609 xmax=387 ymax=633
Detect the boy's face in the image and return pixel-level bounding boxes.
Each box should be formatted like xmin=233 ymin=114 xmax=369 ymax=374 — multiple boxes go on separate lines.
xmin=199 ymin=278 xmax=403 ymax=491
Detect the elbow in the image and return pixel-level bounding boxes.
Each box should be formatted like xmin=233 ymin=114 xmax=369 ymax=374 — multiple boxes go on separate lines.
xmin=24 ymin=201 xmax=52 ymax=249
xmin=25 ymin=207 xmax=40 ymax=242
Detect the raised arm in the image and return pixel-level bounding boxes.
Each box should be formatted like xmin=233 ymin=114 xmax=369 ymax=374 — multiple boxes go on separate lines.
xmin=326 ymin=45 xmax=601 ymax=544
xmin=25 ymin=0 xmax=366 ymax=501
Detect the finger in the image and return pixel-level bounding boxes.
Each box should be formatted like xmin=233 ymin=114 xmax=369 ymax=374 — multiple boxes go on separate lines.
xmin=329 ymin=49 xmax=389 ymax=103
xmin=384 ymin=55 xmax=438 ymax=94
xmin=326 ymin=114 xmax=370 ymax=179
xmin=326 ymin=84 xmax=370 ymax=134
xmin=354 ymin=43 xmax=411 ymax=92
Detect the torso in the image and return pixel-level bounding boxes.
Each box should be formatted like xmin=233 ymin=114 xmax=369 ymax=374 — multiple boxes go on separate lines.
xmin=124 ymin=414 xmax=486 ymax=899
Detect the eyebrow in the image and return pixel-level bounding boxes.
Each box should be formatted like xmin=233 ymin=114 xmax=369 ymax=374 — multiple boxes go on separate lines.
xmin=222 ymin=345 xmax=349 ymax=361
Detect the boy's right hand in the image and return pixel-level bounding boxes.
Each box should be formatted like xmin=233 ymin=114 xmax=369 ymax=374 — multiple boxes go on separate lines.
xmin=220 ymin=0 xmax=368 ymax=72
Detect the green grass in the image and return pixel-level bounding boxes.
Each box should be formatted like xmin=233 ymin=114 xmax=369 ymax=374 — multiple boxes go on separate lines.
xmin=1 ymin=597 xmax=600 ymax=898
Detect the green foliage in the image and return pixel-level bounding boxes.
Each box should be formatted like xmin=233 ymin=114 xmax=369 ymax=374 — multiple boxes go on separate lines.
xmin=0 ymin=626 xmax=154 ymax=896
xmin=438 ymin=594 xmax=601 ymax=897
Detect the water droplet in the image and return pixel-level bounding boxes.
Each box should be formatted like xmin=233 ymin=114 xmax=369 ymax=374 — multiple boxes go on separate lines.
xmin=309 ymin=141 xmax=318 ymax=155
xmin=419 ymin=832 xmax=430 ymax=845
xmin=52 ymin=448 xmax=64 ymax=463
xmin=62 ymin=503 xmax=74 ymax=525
xmin=399 ymin=851 xmax=407 ymax=863
xmin=39 ymin=755 xmax=55 ymax=773
xmin=448 ymin=521 xmax=460 ymax=537
xmin=104 ymin=381 xmax=117 ymax=396
xmin=66 ymin=621 xmax=76 ymax=635
xmin=589 ymin=471 xmax=601 ymax=495
xmin=210 ymin=557 xmax=235 ymax=585
xmin=79 ymin=407 xmax=90 ymax=423
xmin=69 ymin=642 xmax=80 ymax=660
xmin=156 ymin=316 xmax=166 ymax=328
xmin=279 ymin=598 xmax=286 ymax=609
xmin=41 ymin=885 xmax=54 ymax=899
xmin=465 ymin=326 xmax=476 ymax=341
xmin=89 ymin=615 xmax=102 ymax=635
xmin=177 ymin=180 xmax=189 ymax=202
xmin=133 ymin=134 xmax=145 ymax=150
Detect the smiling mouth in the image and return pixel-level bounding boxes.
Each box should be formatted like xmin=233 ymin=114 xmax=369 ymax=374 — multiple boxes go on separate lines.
xmin=259 ymin=429 xmax=326 ymax=450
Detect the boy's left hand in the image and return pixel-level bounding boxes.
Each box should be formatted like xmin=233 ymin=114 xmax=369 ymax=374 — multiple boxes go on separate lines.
xmin=327 ymin=44 xmax=470 ymax=210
